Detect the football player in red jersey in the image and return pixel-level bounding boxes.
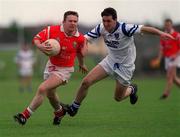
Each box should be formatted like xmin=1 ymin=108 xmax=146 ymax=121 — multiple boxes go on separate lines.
xmin=152 ymin=19 xmax=180 ymax=99
xmin=14 ymin=11 xmax=88 ymax=126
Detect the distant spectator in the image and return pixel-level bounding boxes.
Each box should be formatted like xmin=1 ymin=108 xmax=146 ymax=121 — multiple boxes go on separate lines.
xmin=15 ymin=42 xmax=35 ymax=92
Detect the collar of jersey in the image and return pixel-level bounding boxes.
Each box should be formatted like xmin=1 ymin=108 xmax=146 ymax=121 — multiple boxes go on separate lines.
xmin=110 ymin=22 xmax=120 ymax=34
xmin=60 ymin=25 xmax=80 ymax=37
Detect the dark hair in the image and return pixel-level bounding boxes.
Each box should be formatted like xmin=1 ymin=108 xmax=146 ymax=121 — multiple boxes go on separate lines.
xmin=164 ymin=18 xmax=173 ymax=24
xmin=101 ymin=7 xmax=117 ymax=20
xmin=63 ymin=11 xmax=79 ymax=21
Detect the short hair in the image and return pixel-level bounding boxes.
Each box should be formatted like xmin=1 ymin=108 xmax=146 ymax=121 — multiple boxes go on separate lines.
xmin=63 ymin=11 xmax=79 ymax=21
xmin=101 ymin=7 xmax=117 ymax=20
xmin=164 ymin=18 xmax=173 ymax=24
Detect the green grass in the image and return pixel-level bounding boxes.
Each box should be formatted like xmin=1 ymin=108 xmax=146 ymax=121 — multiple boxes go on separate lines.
xmin=0 ymin=50 xmax=17 ymax=79
xmin=0 ymin=78 xmax=180 ymax=137
xmin=0 ymin=49 xmax=96 ymax=79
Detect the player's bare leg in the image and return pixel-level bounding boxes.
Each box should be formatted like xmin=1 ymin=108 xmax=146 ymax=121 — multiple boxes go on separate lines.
xmin=114 ymin=81 xmax=131 ymax=101
xmin=14 ymin=74 xmax=64 ymax=125
xmin=173 ymin=69 xmax=180 ymax=87
xmin=25 ymin=76 xmax=33 ymax=92
xmin=19 ymin=76 xmax=26 ymax=92
xmin=29 ymin=74 xmax=63 ymax=111
xmin=47 ymin=89 xmax=61 ymax=110
xmin=174 ymin=77 xmax=180 ymax=87
xmin=75 ymin=65 xmax=108 ymax=104
xmin=19 ymin=76 xmax=32 ymax=92
xmin=67 ymin=64 xmax=108 ymax=116
xmin=46 ymin=88 xmax=66 ymax=125
xmin=161 ymin=67 xmax=175 ymax=99
xmin=114 ymin=80 xmax=138 ymax=104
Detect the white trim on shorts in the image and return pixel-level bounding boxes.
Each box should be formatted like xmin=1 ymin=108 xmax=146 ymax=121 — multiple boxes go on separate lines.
xmin=43 ymin=60 xmax=74 ymax=84
xmin=98 ymin=56 xmax=135 ymax=86
xmin=19 ymin=68 xmax=33 ymax=77
xmin=165 ymin=56 xmax=180 ymax=70
xmin=176 ymin=55 xmax=180 ymax=68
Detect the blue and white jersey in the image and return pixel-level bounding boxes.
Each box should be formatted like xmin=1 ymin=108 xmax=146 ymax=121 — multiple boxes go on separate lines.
xmin=85 ymin=22 xmax=143 ymax=66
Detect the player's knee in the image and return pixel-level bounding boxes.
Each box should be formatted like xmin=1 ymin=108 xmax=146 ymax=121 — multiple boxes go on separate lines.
xmin=167 ymin=75 xmax=173 ymax=83
xmin=37 ymin=85 xmax=47 ymax=95
xmin=81 ymin=78 xmax=92 ymax=89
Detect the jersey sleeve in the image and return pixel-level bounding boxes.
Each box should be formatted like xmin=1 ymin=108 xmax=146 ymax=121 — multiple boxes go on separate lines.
xmin=84 ymin=24 xmax=101 ymax=41
xmin=32 ymin=26 xmax=51 ymax=44
xmin=121 ymin=23 xmax=143 ymax=37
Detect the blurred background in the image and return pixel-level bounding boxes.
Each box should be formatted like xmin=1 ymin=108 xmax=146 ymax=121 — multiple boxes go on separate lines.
xmin=0 ymin=0 xmax=180 ymax=80
xmin=0 ymin=1 xmax=180 ymax=137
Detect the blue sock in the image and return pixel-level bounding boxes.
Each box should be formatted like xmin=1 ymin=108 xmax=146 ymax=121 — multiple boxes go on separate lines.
xmin=71 ymin=101 xmax=80 ymax=111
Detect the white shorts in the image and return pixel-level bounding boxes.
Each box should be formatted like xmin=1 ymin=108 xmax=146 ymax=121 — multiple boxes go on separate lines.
xmin=165 ymin=55 xmax=180 ymax=70
xmin=176 ymin=55 xmax=180 ymax=68
xmin=43 ymin=61 xmax=74 ymax=83
xmin=99 ymin=56 xmax=135 ymax=86
xmin=19 ymin=68 xmax=33 ymax=77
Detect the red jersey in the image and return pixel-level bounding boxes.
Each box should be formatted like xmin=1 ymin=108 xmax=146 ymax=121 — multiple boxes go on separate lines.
xmin=160 ymin=30 xmax=180 ymax=57
xmin=33 ymin=25 xmax=85 ymax=67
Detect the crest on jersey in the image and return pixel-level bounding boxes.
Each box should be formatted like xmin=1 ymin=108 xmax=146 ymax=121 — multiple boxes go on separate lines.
xmin=114 ymin=33 xmax=119 ymax=39
xmin=73 ymin=41 xmax=77 ymax=48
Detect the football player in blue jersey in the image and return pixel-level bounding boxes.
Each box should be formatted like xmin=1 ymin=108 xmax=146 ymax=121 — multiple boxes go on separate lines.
xmin=66 ymin=7 xmax=174 ymax=116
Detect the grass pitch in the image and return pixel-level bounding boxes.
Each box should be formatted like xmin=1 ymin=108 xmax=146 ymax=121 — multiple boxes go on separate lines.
xmin=0 ymin=78 xmax=179 ymax=137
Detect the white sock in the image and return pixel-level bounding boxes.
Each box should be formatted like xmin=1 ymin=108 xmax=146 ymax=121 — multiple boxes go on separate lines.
xmin=27 ymin=107 xmax=34 ymax=115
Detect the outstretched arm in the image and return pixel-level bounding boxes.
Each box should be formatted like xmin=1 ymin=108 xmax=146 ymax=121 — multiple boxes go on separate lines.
xmin=141 ymin=26 xmax=174 ymax=39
